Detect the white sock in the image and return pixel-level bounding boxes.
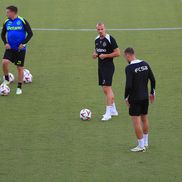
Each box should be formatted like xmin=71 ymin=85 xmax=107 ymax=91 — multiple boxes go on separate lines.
xmin=106 ymin=106 xmax=112 ymax=116
xmin=111 ymin=102 xmax=117 ymax=112
xmin=138 ymin=138 xmax=144 ymax=149
xmin=144 ymin=134 xmax=148 ymax=146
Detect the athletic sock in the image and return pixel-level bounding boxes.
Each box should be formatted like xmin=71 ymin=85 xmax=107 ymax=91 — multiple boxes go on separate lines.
xmin=111 ymin=102 xmax=117 ymax=112
xmin=144 ymin=134 xmax=149 ymax=146
xmin=17 ymin=82 xmax=22 ymax=89
xmin=106 ymin=106 xmax=112 ymax=116
xmin=5 ymin=75 xmax=9 ymax=81
xmin=138 ymin=138 xmax=144 ymax=149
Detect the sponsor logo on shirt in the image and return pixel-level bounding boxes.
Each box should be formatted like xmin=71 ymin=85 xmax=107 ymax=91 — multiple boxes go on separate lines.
xmin=17 ymin=21 xmax=21 ymax=25
xmin=135 ymin=66 xmax=148 ymax=73
xmin=96 ymin=48 xmax=107 ymax=53
xmin=7 ymin=21 xmax=12 ymax=25
xmin=7 ymin=26 xmax=23 ymax=30
xmin=103 ymin=42 xmax=107 ymax=47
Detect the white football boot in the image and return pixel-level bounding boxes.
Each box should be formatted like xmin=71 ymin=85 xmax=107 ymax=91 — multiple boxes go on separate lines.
xmin=101 ymin=114 xmax=112 ymax=121
xmin=16 ymin=88 xmax=22 ymax=95
xmin=102 ymin=106 xmax=112 ymax=121
xmin=130 ymin=146 xmax=146 ymax=152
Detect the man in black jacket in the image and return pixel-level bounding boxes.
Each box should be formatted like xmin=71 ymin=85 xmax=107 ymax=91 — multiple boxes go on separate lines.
xmin=124 ymin=47 xmax=156 ymax=152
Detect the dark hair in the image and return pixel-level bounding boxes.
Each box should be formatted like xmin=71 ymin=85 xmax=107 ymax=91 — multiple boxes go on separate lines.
xmin=6 ymin=6 xmax=18 ymax=13
xmin=124 ymin=47 xmax=135 ymax=55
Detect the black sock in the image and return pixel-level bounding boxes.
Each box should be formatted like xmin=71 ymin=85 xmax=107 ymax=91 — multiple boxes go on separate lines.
xmin=5 ymin=75 xmax=9 ymax=81
xmin=17 ymin=82 xmax=22 ymax=89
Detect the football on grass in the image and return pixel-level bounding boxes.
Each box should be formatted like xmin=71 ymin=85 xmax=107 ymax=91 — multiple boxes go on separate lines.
xmin=23 ymin=69 xmax=33 ymax=83
xmin=0 ymin=84 xmax=10 ymax=96
xmin=80 ymin=109 xmax=92 ymax=121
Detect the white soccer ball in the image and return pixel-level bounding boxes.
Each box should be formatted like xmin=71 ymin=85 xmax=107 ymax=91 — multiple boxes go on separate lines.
xmin=0 ymin=84 xmax=10 ymax=96
xmin=3 ymin=73 xmax=15 ymax=83
xmin=23 ymin=69 xmax=33 ymax=83
xmin=80 ymin=109 xmax=92 ymax=121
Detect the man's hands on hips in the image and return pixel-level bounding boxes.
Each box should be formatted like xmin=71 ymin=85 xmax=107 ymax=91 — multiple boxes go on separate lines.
xmin=5 ymin=43 xmax=11 ymax=49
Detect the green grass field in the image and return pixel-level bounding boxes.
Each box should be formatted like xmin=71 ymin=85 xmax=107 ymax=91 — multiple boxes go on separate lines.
xmin=0 ymin=0 xmax=182 ymax=181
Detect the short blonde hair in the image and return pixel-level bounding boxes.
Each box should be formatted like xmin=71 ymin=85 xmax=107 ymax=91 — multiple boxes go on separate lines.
xmin=96 ymin=22 xmax=105 ymax=27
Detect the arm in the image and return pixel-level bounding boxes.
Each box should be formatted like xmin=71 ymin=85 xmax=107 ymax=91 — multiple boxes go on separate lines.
xmin=1 ymin=23 xmax=7 ymax=45
xmin=1 ymin=23 xmax=11 ymax=49
xmin=92 ymin=39 xmax=98 ymax=59
xmin=21 ymin=19 xmax=33 ymax=45
xmin=100 ymin=48 xmax=121 ymax=59
xmin=92 ymin=50 xmax=98 ymax=59
xmin=148 ymin=65 xmax=156 ymax=103
xmin=124 ymin=67 xmax=133 ymax=105
xmin=99 ymin=36 xmax=121 ymax=59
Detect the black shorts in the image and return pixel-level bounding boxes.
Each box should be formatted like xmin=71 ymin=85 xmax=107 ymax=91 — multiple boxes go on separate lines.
xmin=3 ymin=49 xmax=26 ymax=67
xmin=129 ymin=99 xmax=149 ymax=116
xmin=98 ymin=62 xmax=115 ymax=86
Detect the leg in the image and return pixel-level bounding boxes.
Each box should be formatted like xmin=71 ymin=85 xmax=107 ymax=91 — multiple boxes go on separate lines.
xmin=130 ymin=116 xmax=145 ymax=151
xmin=141 ymin=114 xmax=149 ymax=134
xmin=141 ymin=114 xmax=149 ymax=147
xmin=17 ymin=66 xmax=24 ymax=84
xmin=16 ymin=50 xmax=26 ymax=89
xmin=2 ymin=59 xmax=10 ymax=81
xmin=102 ymin=86 xmax=114 ymax=106
xmin=16 ymin=66 xmax=23 ymax=95
xmin=102 ymin=86 xmax=118 ymax=116
xmin=101 ymin=86 xmax=114 ymax=120
xmin=131 ymin=116 xmax=143 ymax=140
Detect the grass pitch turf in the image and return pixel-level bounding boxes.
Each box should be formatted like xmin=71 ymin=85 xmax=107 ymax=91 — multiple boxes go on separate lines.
xmin=0 ymin=0 xmax=182 ymax=181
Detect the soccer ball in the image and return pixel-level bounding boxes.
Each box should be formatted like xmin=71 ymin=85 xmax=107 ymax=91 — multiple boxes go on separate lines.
xmin=3 ymin=73 xmax=15 ymax=83
xmin=0 ymin=84 xmax=10 ymax=96
xmin=23 ymin=69 xmax=33 ymax=83
xmin=80 ymin=109 xmax=92 ymax=121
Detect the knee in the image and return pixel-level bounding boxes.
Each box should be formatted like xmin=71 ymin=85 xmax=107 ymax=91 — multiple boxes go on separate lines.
xmin=17 ymin=66 xmax=24 ymax=71
xmin=103 ymin=87 xmax=109 ymax=95
xmin=141 ymin=115 xmax=148 ymax=122
xmin=2 ymin=59 xmax=9 ymax=65
xmin=103 ymin=87 xmax=114 ymax=97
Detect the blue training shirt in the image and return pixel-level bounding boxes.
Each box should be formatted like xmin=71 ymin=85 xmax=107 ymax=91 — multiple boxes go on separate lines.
xmin=4 ymin=16 xmax=27 ymax=51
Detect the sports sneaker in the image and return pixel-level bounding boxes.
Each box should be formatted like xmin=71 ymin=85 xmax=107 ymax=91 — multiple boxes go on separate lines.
xmin=110 ymin=110 xmax=119 ymax=116
xmin=101 ymin=114 xmax=112 ymax=121
xmin=130 ymin=146 xmax=146 ymax=152
xmin=2 ymin=80 xmax=10 ymax=85
xmin=16 ymin=88 xmax=22 ymax=95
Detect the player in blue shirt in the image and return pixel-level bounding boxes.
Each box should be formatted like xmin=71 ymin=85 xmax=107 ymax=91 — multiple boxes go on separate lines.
xmin=1 ymin=6 xmax=33 ymax=95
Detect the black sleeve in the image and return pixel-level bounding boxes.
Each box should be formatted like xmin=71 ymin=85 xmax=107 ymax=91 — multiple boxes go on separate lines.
xmin=148 ymin=65 xmax=156 ymax=95
xmin=110 ymin=36 xmax=118 ymax=50
xmin=124 ymin=66 xmax=133 ymax=99
xmin=1 ymin=23 xmax=7 ymax=45
xmin=22 ymin=19 xmax=33 ymax=44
